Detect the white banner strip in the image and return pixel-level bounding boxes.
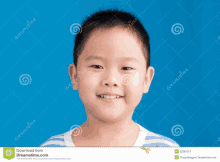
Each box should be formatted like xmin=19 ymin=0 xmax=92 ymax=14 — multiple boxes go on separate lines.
xmin=0 ymin=147 xmax=219 ymax=161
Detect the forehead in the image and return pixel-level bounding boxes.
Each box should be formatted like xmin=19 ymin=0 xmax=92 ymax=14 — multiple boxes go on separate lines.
xmin=79 ymin=27 xmax=145 ymax=63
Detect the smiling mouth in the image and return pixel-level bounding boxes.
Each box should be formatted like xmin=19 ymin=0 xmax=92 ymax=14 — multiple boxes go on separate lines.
xmin=97 ymin=95 xmax=125 ymax=99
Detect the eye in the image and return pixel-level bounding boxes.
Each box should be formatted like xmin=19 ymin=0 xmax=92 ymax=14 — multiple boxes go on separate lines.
xmin=122 ymin=67 xmax=133 ymax=70
xmin=90 ymin=65 xmax=103 ymax=69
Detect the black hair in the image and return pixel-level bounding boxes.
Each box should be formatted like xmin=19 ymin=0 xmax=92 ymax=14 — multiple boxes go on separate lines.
xmin=73 ymin=9 xmax=150 ymax=70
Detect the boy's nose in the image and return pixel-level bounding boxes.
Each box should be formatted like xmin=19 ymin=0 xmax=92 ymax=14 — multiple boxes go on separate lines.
xmin=105 ymin=82 xmax=117 ymax=86
xmin=102 ymin=71 xmax=119 ymax=87
xmin=104 ymin=78 xmax=118 ymax=87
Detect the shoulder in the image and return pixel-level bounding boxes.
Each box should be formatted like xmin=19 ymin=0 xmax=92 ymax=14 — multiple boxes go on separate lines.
xmin=40 ymin=133 xmax=67 ymax=147
xmin=144 ymin=131 xmax=180 ymax=147
xmin=138 ymin=124 xmax=180 ymax=147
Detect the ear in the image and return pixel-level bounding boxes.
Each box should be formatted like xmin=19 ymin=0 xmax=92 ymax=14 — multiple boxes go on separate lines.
xmin=68 ymin=64 xmax=79 ymax=90
xmin=143 ymin=66 xmax=155 ymax=94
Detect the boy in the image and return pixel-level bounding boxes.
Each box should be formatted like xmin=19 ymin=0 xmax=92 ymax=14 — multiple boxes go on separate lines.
xmin=40 ymin=9 xmax=180 ymax=147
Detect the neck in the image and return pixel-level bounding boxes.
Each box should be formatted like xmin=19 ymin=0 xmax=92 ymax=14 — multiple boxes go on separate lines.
xmin=79 ymin=114 xmax=137 ymax=139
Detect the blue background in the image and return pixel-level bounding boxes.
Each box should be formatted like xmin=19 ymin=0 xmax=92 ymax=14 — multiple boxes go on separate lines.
xmin=0 ymin=0 xmax=220 ymax=147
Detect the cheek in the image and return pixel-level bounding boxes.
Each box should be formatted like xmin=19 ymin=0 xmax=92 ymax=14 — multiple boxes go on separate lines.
xmin=89 ymin=73 xmax=99 ymax=85
xmin=78 ymin=73 xmax=97 ymax=104
xmin=122 ymin=72 xmax=140 ymax=87
xmin=128 ymin=72 xmax=144 ymax=96
xmin=79 ymin=72 xmax=99 ymax=90
xmin=132 ymin=72 xmax=140 ymax=86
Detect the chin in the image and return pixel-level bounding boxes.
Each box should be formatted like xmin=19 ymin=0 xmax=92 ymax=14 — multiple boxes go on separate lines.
xmin=93 ymin=110 xmax=124 ymax=122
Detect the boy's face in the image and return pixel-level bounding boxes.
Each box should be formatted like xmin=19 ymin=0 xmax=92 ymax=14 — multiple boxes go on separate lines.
xmin=69 ymin=27 xmax=154 ymax=122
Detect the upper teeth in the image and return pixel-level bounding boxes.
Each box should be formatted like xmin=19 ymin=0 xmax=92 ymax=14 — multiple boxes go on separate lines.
xmin=100 ymin=95 xmax=120 ymax=98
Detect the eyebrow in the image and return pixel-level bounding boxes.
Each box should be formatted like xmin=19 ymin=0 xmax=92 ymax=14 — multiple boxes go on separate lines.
xmin=85 ymin=56 xmax=139 ymax=63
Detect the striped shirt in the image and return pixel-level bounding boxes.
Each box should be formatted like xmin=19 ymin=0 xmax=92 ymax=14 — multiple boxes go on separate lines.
xmin=40 ymin=123 xmax=180 ymax=147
